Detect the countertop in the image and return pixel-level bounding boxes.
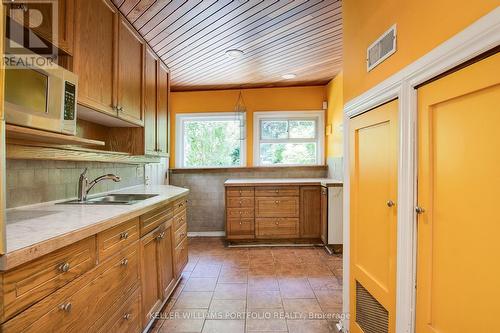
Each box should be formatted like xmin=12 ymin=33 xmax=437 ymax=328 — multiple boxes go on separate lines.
xmin=224 ymin=178 xmax=343 ymax=187
xmin=1 ymin=185 xmax=189 ymax=271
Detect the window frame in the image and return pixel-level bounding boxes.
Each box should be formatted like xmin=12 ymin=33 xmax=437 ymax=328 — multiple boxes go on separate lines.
xmin=253 ymin=110 xmax=325 ymax=167
xmin=175 ymin=112 xmax=247 ymax=169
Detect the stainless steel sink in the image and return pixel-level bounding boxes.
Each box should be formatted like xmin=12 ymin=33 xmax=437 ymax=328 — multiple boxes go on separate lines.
xmin=59 ymin=194 xmax=159 ymax=205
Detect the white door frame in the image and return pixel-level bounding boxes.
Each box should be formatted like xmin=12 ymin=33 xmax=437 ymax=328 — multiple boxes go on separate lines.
xmin=341 ymin=8 xmax=500 ymax=333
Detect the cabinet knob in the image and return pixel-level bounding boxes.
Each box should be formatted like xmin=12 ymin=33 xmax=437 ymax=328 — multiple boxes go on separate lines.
xmin=123 ymin=313 xmax=131 ymax=320
xmin=120 ymin=258 xmax=129 ymax=266
xmin=156 ymin=232 xmax=165 ymax=241
xmin=275 ymin=221 xmax=279 ymax=225
xmin=59 ymin=302 xmax=72 ymax=312
xmin=120 ymin=232 xmax=129 ymax=240
xmin=275 ymin=189 xmax=279 ymax=193
xmin=275 ymin=200 xmax=280 ymax=204
xmin=58 ymin=262 xmax=70 ymax=273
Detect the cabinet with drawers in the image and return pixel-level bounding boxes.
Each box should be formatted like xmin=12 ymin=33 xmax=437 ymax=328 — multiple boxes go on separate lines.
xmin=0 ymin=193 xmax=189 ymax=333
xmin=225 ymin=184 xmax=324 ymax=242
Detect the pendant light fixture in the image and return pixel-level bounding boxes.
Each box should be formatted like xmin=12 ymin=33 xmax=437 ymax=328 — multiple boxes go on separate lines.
xmin=234 ymin=90 xmax=247 ymax=140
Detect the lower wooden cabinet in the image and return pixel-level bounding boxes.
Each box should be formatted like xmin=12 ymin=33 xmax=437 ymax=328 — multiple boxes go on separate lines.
xmin=0 ymin=194 xmax=189 ymax=333
xmin=225 ymin=184 xmax=325 ymax=242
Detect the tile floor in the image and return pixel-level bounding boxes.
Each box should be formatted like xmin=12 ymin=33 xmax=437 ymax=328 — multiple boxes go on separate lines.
xmin=150 ymin=237 xmax=343 ymax=333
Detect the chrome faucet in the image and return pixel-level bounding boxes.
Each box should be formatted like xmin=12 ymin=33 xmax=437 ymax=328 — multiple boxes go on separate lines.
xmin=78 ymin=168 xmax=121 ymax=202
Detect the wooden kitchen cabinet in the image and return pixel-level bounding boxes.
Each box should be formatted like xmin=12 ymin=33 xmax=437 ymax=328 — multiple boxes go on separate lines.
xmin=158 ymin=223 xmax=176 ymax=299
xmin=156 ymin=62 xmax=170 ymax=156
xmin=300 ymin=186 xmax=322 ymax=238
xmin=225 ymin=184 xmax=324 ymax=243
xmin=73 ymin=0 xmax=118 ymax=117
xmin=320 ymin=186 xmax=328 ymax=244
xmin=144 ymin=47 xmax=158 ymax=155
xmin=116 ymin=16 xmax=144 ymax=126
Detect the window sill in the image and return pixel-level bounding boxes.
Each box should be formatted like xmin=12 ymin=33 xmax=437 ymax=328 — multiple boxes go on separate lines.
xmin=170 ymin=165 xmax=327 ymax=174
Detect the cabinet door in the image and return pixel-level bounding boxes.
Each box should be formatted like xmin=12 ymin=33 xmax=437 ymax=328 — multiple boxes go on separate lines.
xmin=320 ymin=187 xmax=328 ymax=244
xmin=158 ymin=224 xmax=175 ymax=298
xmin=144 ymin=48 xmax=158 ymax=155
xmin=139 ymin=228 xmax=162 ymax=327
xmin=299 ymin=186 xmax=321 ymax=238
xmin=74 ymin=0 xmax=117 ymax=116
xmin=117 ymin=17 xmax=144 ymax=125
xmin=156 ymin=62 xmax=169 ymax=156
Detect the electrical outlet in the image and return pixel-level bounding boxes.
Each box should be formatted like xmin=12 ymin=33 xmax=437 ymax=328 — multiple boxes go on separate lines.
xmin=136 ymin=166 xmax=144 ymax=178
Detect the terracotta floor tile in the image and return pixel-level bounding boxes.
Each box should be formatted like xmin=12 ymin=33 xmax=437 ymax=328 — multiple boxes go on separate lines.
xmin=201 ymin=319 xmax=245 ymax=333
xmin=174 ymin=291 xmax=213 ymax=309
xmin=247 ymin=290 xmax=283 ymax=309
xmin=282 ymin=298 xmax=324 ymax=320
xmin=279 ymin=278 xmax=315 ymax=299
xmin=159 ymin=318 xmax=205 ymax=333
xmin=190 ymin=264 xmax=222 ymax=278
xmin=286 ymin=319 xmax=336 ymax=333
xmin=218 ymin=268 xmax=248 ymax=283
xmin=307 ymin=276 xmax=342 ymax=291
xmin=213 ymin=283 xmax=247 ymax=300
xmin=246 ymin=316 xmax=288 ymax=332
xmin=314 ymin=290 xmax=343 ymax=310
xmin=208 ymin=299 xmax=246 ymax=320
xmin=183 ymin=277 xmax=218 ymax=292
xmin=248 ymin=276 xmax=280 ymax=291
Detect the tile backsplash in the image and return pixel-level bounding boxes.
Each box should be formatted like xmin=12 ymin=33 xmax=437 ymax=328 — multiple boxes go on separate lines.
xmin=6 ymin=160 xmax=144 ymax=208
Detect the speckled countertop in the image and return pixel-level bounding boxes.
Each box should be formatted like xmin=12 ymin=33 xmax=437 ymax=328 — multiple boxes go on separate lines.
xmin=1 ymin=185 xmax=189 ymax=270
xmin=224 ymin=178 xmax=343 ymax=187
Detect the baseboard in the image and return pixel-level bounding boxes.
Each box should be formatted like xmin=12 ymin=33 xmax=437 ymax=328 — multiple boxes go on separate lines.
xmin=187 ymin=231 xmax=226 ymax=237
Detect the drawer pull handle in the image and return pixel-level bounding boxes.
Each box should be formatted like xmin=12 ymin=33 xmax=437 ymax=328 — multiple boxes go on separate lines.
xmin=275 ymin=200 xmax=280 ymax=204
xmin=239 ymin=221 xmax=242 ymax=225
xmin=120 ymin=258 xmax=129 ymax=266
xmin=275 ymin=189 xmax=279 ymax=193
xmin=275 ymin=221 xmax=279 ymax=225
xmin=120 ymin=232 xmax=129 ymax=240
xmin=239 ymin=190 xmax=242 ymax=194
xmin=156 ymin=232 xmax=165 ymax=241
xmin=239 ymin=200 xmax=242 ymax=205
xmin=58 ymin=262 xmax=70 ymax=273
xmin=59 ymin=302 xmax=72 ymax=312
xmin=123 ymin=313 xmax=132 ymax=320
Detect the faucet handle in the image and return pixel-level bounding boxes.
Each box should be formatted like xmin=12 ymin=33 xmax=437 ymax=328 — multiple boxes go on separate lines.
xmin=80 ymin=168 xmax=88 ymax=179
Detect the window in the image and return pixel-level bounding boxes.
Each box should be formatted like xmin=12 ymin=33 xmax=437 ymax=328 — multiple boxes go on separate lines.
xmin=254 ymin=111 xmax=324 ymax=166
xmin=176 ymin=113 xmax=246 ymax=168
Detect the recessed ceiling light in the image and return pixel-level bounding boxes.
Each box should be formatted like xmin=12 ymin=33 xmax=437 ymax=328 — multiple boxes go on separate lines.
xmin=225 ymin=49 xmax=244 ymax=59
xmin=282 ymin=74 xmax=297 ymax=80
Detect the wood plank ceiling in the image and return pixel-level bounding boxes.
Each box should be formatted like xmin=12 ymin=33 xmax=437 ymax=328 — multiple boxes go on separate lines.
xmin=113 ymin=0 xmax=342 ymax=91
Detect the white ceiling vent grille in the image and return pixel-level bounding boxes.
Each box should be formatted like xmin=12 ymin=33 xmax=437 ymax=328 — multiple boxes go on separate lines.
xmin=367 ymin=25 xmax=397 ymax=71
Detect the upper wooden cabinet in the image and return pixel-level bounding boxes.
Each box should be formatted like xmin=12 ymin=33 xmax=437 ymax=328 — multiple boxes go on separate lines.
xmin=73 ymin=0 xmax=118 ymax=117
xmin=116 ymin=17 xmax=144 ymax=126
xmin=157 ymin=63 xmax=170 ymax=156
xmin=144 ymin=48 xmax=158 ymax=155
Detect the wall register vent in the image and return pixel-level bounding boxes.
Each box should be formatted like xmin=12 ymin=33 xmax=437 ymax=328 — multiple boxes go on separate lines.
xmin=367 ymin=25 xmax=397 ymax=71
xmin=356 ymin=281 xmax=389 ymax=333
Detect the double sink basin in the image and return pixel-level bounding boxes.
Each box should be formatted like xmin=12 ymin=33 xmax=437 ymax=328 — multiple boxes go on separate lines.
xmin=60 ymin=194 xmax=159 ymax=205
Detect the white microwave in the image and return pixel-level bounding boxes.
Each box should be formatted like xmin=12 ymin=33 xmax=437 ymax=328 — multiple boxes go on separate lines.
xmin=4 ymin=60 xmax=78 ymax=135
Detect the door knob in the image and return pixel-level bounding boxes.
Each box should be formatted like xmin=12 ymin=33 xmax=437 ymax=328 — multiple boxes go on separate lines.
xmin=386 ymin=200 xmax=395 ymax=207
xmin=415 ymin=206 xmax=425 ymax=214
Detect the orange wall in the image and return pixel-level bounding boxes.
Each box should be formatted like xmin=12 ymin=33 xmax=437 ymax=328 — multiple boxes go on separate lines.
xmin=325 ymin=72 xmax=343 ymax=158
xmin=343 ymin=0 xmax=499 ymax=102
xmin=170 ymin=86 xmax=326 ymax=167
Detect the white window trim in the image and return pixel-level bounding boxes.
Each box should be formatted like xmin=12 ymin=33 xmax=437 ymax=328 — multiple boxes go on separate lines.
xmin=253 ymin=110 xmax=325 ymax=167
xmin=175 ymin=112 xmax=247 ymax=169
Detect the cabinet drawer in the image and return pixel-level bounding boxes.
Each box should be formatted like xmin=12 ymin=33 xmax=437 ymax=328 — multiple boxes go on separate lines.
xmin=2 ymin=243 xmax=139 ymax=333
xmin=97 ymin=218 xmax=139 ymax=260
xmin=174 ymin=238 xmax=188 ymax=277
xmin=255 ymin=186 xmax=299 ymax=197
xmin=227 ymin=197 xmax=255 ymax=208
xmin=227 ymin=218 xmax=254 ymax=237
xmin=227 ymin=208 xmax=255 ymax=219
xmin=1 ymin=237 xmax=96 ymax=321
xmin=173 ymin=197 xmax=187 ymax=215
xmin=255 ymin=197 xmax=299 ymax=218
xmin=174 ymin=222 xmax=188 ymax=247
xmin=256 ymin=218 xmax=299 ymax=238
xmin=140 ymin=204 xmax=173 ymax=236
xmin=94 ymin=287 xmax=141 ymax=333
xmin=173 ymin=209 xmax=187 ymax=232
xmin=226 ymin=187 xmax=254 ymax=197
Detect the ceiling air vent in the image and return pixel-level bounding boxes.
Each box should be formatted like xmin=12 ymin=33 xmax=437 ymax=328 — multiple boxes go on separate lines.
xmin=367 ymin=25 xmax=397 ymax=72
xmin=356 ymin=281 xmax=389 ymax=333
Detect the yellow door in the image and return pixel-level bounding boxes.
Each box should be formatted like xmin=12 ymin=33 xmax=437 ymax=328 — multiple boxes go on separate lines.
xmin=416 ymin=52 xmax=500 ymax=333
xmin=349 ymin=100 xmax=398 ymax=333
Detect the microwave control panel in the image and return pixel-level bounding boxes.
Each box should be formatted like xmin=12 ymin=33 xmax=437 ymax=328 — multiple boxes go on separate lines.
xmin=63 ymin=81 xmax=76 ymax=121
